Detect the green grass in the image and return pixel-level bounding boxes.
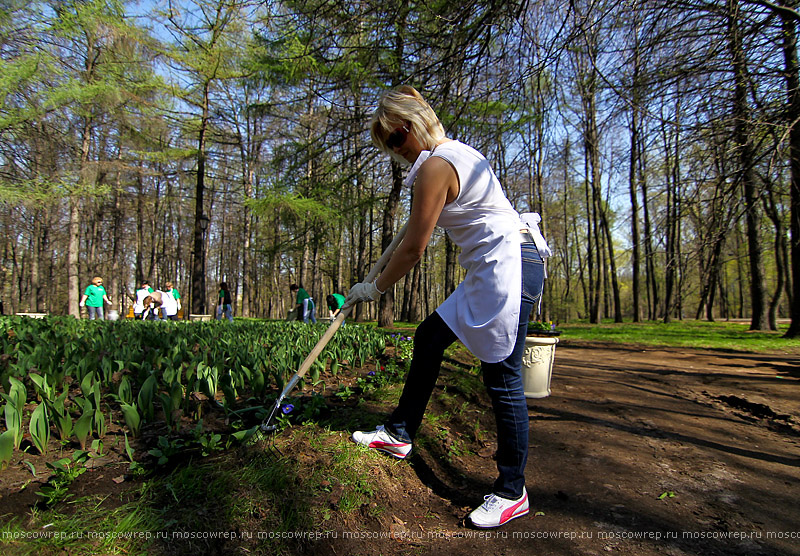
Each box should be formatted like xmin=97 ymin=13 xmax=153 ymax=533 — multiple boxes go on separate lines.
xmin=371 ymin=317 xmax=800 ymax=353
xmin=0 ymin=493 xmax=161 ymax=555
xmin=557 ymin=319 xmax=800 ymax=353
xmin=309 ymin=428 xmax=387 ymax=515
xmin=378 ymin=317 xmax=800 ymax=353
xmin=1 ymin=429 xmax=394 ymax=556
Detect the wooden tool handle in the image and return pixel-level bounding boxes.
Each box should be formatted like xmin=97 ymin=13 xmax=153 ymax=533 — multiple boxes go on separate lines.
xmin=292 ymin=223 xmax=409 ymax=382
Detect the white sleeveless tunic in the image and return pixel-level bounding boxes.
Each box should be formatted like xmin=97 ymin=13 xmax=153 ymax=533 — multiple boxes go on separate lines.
xmin=160 ymin=290 xmax=178 ymax=316
xmin=431 ymin=141 xmax=525 ymax=363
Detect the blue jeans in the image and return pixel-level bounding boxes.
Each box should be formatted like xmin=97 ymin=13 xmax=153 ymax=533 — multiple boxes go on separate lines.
xmin=87 ymin=306 xmax=104 ymax=320
xmin=217 ymin=303 xmax=233 ymax=322
xmin=386 ymin=243 xmax=544 ymax=499
xmin=302 ymin=298 xmax=317 ymax=324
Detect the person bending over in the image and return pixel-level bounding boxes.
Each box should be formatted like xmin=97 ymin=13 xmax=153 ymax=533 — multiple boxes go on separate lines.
xmin=345 ymin=85 xmax=550 ymax=529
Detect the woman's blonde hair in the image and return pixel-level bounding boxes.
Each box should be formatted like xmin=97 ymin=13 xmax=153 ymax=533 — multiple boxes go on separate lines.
xmin=370 ymin=85 xmax=445 ymax=157
xmin=92 ymin=276 xmax=102 ymax=285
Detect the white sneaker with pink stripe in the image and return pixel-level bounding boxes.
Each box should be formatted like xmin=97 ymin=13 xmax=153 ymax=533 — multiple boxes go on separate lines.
xmin=468 ymin=488 xmax=529 ymax=528
xmin=351 ymin=425 xmax=412 ymax=459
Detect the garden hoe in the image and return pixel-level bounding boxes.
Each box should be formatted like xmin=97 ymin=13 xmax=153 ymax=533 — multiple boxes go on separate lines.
xmin=259 ymin=222 xmax=409 ymax=446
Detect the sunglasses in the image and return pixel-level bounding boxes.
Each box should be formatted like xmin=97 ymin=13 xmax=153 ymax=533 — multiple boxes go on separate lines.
xmin=386 ymin=125 xmax=410 ymax=149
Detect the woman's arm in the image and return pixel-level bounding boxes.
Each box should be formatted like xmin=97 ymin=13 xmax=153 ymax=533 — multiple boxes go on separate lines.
xmin=375 ymin=157 xmax=458 ymax=292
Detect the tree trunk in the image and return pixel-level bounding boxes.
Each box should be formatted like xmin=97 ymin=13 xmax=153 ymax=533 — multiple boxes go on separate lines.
xmin=583 ymin=128 xmax=598 ymax=323
xmin=728 ymin=0 xmax=769 ymax=330
xmin=191 ymin=80 xmax=211 ymax=315
xmin=111 ymin=148 xmax=123 ymax=313
xmin=764 ymin=184 xmax=787 ymax=330
xmin=378 ymin=161 xmax=405 ymax=328
xmin=602 ymin=208 xmax=623 ymax=322
xmin=628 ymin=10 xmax=643 ymax=323
xmin=696 ymin=230 xmax=725 ymax=322
xmin=661 ymin=102 xmax=679 ymax=323
xmin=69 ymin=113 xmax=94 ymax=318
xmin=780 ymin=1 xmax=800 ymax=337
xmin=577 ymin=36 xmax=603 ymax=324
xmin=642 ymin=163 xmax=658 ymax=320
xmin=629 ymin=109 xmax=642 ymax=323
xmin=241 ymin=167 xmax=254 ymax=317
xmin=444 ymin=235 xmax=457 ymax=299
xmin=30 ymin=213 xmax=41 ymax=312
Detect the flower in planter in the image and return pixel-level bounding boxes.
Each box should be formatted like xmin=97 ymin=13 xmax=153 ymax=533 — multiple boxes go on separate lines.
xmin=528 ymin=321 xmax=550 ymax=332
xmin=527 ymin=320 xmax=561 ymax=336
xmin=281 ymin=404 xmax=294 ymax=414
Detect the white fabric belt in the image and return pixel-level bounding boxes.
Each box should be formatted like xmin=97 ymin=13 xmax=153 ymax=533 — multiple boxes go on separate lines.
xmin=520 ymin=229 xmax=536 ymax=244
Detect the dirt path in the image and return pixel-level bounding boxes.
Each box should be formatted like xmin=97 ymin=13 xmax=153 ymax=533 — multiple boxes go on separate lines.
xmin=518 ymin=342 xmax=800 ymax=556
xmin=333 ymin=341 xmax=800 ymax=556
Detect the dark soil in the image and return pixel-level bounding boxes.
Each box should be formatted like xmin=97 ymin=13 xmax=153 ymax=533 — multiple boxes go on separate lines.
xmin=2 ymin=338 xmax=799 ymax=555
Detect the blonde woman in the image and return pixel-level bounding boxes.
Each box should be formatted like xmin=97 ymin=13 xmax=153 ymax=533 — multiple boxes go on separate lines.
xmin=79 ymin=276 xmax=112 ymax=320
xmin=345 ymin=86 xmax=550 ymax=528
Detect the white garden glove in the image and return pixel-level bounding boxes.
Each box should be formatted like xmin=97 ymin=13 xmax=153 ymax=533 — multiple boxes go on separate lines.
xmin=343 ymin=279 xmax=384 ymax=309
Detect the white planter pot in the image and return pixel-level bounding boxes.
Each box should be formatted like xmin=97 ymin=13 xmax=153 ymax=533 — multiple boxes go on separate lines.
xmin=189 ymin=314 xmax=213 ymax=322
xmin=522 ymin=335 xmax=558 ymax=398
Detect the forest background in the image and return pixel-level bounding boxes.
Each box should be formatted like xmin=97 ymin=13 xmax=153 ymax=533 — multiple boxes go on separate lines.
xmin=3 ymin=0 xmax=800 ymax=335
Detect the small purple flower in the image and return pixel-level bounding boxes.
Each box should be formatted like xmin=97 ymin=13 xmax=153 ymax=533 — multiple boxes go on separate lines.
xmin=281 ymin=404 xmax=294 ymax=414
xmin=367 ymin=371 xmax=376 ymax=377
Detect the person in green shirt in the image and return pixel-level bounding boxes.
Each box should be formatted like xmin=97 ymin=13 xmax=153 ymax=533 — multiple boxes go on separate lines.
xmin=326 ymin=293 xmax=346 ymax=322
xmin=217 ymin=282 xmax=234 ymax=322
xmin=290 ymin=283 xmax=316 ymax=324
xmin=79 ymin=276 xmax=112 ymax=320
